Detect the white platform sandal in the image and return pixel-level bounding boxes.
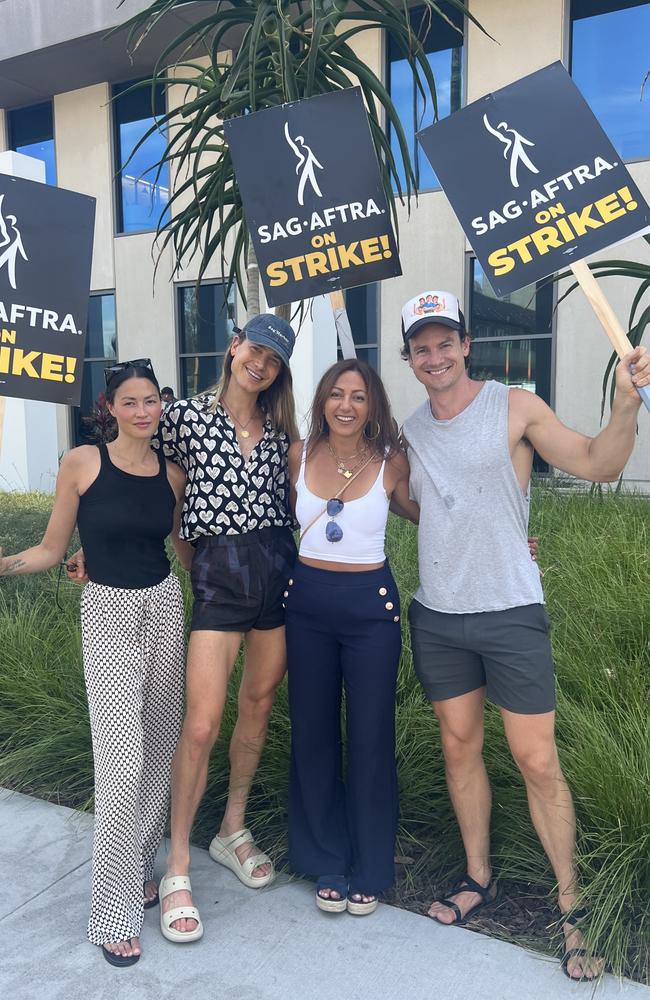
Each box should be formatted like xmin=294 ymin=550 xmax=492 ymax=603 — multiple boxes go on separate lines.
xmin=208 ymin=828 xmax=275 ymax=888
xmin=159 ymin=873 xmax=204 ymax=943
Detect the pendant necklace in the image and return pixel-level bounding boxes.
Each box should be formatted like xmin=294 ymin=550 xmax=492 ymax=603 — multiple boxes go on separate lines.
xmin=328 ymin=440 xmax=369 ymax=479
xmin=221 ymin=400 xmax=258 ymax=439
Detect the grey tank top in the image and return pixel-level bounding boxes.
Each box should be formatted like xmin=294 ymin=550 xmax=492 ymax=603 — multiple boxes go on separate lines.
xmin=404 ymin=380 xmax=543 ymax=614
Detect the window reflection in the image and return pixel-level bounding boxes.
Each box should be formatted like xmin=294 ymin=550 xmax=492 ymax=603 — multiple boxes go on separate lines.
xmin=337 ymin=283 xmax=379 ymax=370
xmin=571 ymin=0 xmax=650 ymax=160
xmin=8 ymin=102 xmax=56 ymax=185
xmin=388 ymin=3 xmax=464 ymax=191
xmin=113 ymin=81 xmax=170 ymax=234
xmin=178 ymin=283 xmax=235 ymax=397
xmin=73 ymin=294 xmax=117 ymax=446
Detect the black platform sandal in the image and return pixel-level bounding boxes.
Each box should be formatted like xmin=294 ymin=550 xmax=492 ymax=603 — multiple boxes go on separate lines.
xmin=428 ymin=873 xmax=497 ymax=926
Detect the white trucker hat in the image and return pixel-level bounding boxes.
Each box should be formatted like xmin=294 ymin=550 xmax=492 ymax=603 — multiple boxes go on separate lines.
xmin=401 ymin=291 xmax=466 ymax=342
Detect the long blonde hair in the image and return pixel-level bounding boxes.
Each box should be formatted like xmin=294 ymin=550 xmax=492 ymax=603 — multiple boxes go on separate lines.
xmin=206 ymin=333 xmax=299 ymax=442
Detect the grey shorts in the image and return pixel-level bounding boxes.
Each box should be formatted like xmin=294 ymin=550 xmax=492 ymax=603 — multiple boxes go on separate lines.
xmin=408 ymin=600 xmax=556 ymax=715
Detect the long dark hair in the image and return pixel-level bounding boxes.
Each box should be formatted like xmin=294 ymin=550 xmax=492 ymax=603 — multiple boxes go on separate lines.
xmin=306 ymin=359 xmax=402 ymax=458
xmin=207 ymin=333 xmax=299 ymax=442
xmin=105 ymin=365 xmax=161 ymax=404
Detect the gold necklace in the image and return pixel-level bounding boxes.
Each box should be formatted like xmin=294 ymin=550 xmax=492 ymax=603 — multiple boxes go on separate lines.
xmin=221 ymin=399 xmax=259 ymax=439
xmin=327 ymin=440 xmax=369 ymax=479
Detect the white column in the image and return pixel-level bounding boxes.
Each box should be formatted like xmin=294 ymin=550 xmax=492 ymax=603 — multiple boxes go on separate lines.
xmin=290 ymin=295 xmax=338 ymax=435
xmin=0 ymin=151 xmax=60 ymax=494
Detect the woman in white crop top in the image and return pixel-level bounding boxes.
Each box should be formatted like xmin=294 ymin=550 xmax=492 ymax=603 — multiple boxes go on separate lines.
xmin=285 ymin=359 xmax=418 ymax=915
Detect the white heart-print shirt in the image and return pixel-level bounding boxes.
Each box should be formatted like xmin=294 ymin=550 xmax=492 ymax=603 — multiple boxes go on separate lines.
xmin=156 ymin=394 xmax=294 ymax=541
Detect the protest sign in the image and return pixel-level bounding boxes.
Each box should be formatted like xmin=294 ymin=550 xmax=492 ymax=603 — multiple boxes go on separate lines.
xmin=417 ymin=61 xmax=650 ymax=297
xmin=417 ymin=61 xmax=650 ymax=412
xmin=225 ymin=88 xmax=401 ymax=307
xmin=0 ymin=174 xmax=95 ymax=406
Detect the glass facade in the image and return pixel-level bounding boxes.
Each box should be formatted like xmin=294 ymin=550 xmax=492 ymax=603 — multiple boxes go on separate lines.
xmin=8 ymin=102 xmax=56 ymax=185
xmin=73 ymin=294 xmax=118 ymax=446
xmin=469 ymin=259 xmax=553 ymax=471
xmin=571 ymin=0 xmax=650 ymax=161
xmin=113 ymin=81 xmax=170 ymax=234
xmin=338 ymin=283 xmax=380 ymax=369
xmin=178 ymin=283 xmax=235 ymax=398
xmin=387 ymin=3 xmax=464 ymax=192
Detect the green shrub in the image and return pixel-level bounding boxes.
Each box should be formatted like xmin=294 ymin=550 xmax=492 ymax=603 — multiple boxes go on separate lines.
xmin=0 ymin=486 xmax=648 ymax=980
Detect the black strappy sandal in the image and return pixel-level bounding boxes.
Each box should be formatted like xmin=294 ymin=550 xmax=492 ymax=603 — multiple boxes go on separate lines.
xmin=429 ymin=873 xmax=497 ymax=925
xmin=561 ymin=908 xmax=602 ymax=982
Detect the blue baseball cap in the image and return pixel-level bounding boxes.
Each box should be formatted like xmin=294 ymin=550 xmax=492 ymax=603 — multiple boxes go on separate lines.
xmin=240 ymin=313 xmax=295 ymax=367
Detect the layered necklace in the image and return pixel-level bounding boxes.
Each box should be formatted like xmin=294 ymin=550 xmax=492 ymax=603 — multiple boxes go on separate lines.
xmin=328 ymin=438 xmax=370 ymax=479
xmin=220 ymin=399 xmax=259 ymax=439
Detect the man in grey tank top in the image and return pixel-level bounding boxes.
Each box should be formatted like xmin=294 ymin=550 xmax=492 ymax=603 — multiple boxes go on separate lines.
xmin=399 ymin=289 xmax=650 ymax=982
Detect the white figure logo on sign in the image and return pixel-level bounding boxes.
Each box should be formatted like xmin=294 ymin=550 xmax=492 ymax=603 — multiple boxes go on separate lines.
xmin=483 ymin=114 xmax=539 ymax=189
xmin=0 ymin=194 xmax=28 ymax=290
xmin=284 ymin=122 xmax=324 ymax=206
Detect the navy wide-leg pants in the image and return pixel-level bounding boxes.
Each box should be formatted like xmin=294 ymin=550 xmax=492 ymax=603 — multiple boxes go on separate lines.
xmin=285 ymin=561 xmax=401 ymax=895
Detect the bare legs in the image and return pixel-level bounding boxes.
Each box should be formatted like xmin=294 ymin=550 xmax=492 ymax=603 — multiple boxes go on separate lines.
xmin=429 ymin=695 xmax=603 ymax=979
xmin=162 ymin=626 xmax=286 ymax=934
xmin=427 ymin=690 xmax=493 ymax=923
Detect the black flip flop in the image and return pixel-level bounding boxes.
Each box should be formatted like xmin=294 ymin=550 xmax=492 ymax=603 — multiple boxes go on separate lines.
xmin=143 ymin=883 xmax=159 ymax=910
xmin=429 ymin=873 xmax=497 ymax=926
xmin=561 ymin=908 xmax=601 ymax=982
xmin=102 ymin=945 xmax=140 ymax=968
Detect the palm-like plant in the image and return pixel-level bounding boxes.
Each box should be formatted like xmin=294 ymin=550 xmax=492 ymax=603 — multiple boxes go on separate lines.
xmin=554 ymin=234 xmax=650 ymax=417
xmin=115 ymin=0 xmax=484 ymax=306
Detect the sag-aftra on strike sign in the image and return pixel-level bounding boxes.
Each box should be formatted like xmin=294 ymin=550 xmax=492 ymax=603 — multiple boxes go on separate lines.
xmin=0 ymin=174 xmax=95 ymax=405
xmin=225 ymin=88 xmax=401 ymax=306
xmin=417 ymin=62 xmax=650 ymax=296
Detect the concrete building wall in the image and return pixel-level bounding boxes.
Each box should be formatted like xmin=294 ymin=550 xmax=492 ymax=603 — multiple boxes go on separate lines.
xmin=113 ymin=234 xmax=177 ymax=391
xmin=54 ymin=84 xmax=115 ymax=292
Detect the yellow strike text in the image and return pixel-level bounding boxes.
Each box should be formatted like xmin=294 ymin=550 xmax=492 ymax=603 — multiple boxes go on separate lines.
xmin=0 ymin=345 xmax=78 ymax=382
xmin=487 ymin=186 xmax=638 ymax=277
xmin=266 ymin=235 xmax=393 ymax=287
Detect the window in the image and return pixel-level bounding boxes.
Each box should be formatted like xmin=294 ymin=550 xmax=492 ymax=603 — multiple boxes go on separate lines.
xmin=469 ymin=259 xmax=553 ymax=401
xmin=387 ymin=3 xmax=464 ymax=192
xmin=469 ymin=259 xmax=553 ymax=472
xmin=72 ymin=294 xmax=117 ymax=446
xmin=337 ymin=283 xmax=379 ymax=369
xmin=571 ymin=0 xmax=650 ymax=161
xmin=112 ymin=80 xmax=170 ymax=234
xmin=8 ymin=101 xmax=56 ymax=185
xmin=177 ymin=283 xmax=235 ymax=397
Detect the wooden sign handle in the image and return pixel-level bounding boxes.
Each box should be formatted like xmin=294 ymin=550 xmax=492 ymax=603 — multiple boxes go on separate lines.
xmin=570 ymin=259 xmax=650 ymax=412
xmin=329 ymin=290 xmax=357 ymax=359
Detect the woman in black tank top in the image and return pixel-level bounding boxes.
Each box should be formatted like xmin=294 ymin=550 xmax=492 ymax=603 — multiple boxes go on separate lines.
xmin=0 ymin=361 xmax=192 ymax=967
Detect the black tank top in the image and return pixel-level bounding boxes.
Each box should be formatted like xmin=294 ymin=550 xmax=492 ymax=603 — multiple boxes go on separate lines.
xmin=77 ymin=444 xmax=176 ymax=589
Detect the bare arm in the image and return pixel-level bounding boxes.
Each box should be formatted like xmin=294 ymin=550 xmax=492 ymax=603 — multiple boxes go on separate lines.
xmin=386 ymin=450 xmax=420 ymax=523
xmin=0 ymin=452 xmax=82 ymax=576
xmin=287 ymin=440 xmax=304 ymax=515
xmin=166 ymin=460 xmax=194 ymax=571
xmin=512 ymin=346 xmax=650 ymax=482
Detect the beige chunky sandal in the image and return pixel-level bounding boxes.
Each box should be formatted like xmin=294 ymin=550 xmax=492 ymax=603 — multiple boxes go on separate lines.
xmin=209 ymin=828 xmax=275 ymax=888
xmin=159 ymin=873 xmax=204 ymax=943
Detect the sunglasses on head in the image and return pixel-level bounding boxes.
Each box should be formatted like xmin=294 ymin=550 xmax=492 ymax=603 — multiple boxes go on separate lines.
xmin=326 ymin=498 xmax=344 ymax=543
xmin=104 ymin=358 xmax=153 ymax=387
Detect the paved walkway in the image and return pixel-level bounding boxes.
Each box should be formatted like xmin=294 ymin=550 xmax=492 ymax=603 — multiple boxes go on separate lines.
xmin=1 ymin=788 xmax=647 ymax=1000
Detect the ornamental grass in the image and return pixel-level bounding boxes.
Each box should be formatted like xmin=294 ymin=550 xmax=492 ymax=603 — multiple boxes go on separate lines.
xmin=0 ymin=486 xmax=648 ymax=981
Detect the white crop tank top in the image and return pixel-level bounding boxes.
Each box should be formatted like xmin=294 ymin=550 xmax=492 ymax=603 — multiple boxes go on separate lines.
xmin=296 ymin=444 xmax=390 ymax=564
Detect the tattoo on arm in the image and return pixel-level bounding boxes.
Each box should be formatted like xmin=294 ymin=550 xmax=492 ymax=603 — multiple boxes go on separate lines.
xmin=6 ymin=559 xmax=26 ymax=575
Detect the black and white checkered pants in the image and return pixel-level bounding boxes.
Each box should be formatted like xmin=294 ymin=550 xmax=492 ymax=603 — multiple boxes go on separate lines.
xmin=80 ymin=572 xmax=185 ymax=945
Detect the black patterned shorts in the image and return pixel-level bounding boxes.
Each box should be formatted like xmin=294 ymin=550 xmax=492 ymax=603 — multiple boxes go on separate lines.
xmin=190 ymin=526 xmax=297 ymax=633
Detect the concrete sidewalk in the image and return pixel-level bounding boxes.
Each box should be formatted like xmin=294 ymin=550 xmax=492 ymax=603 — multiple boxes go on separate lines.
xmin=0 ymin=788 xmax=647 ymax=1000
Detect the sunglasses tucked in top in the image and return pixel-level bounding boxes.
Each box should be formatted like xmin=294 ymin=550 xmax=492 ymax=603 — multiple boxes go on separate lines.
xmin=326 ymin=498 xmax=344 ymax=543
